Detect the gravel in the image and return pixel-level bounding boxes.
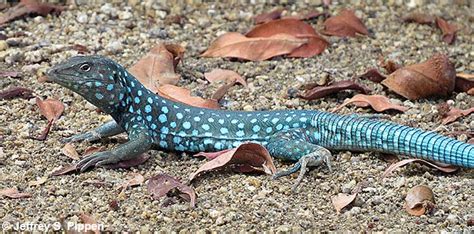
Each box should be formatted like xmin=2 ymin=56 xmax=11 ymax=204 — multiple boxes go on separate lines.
xmin=0 ymin=1 xmax=473 ymax=232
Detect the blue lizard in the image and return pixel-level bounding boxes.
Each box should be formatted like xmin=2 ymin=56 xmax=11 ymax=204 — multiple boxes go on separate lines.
xmin=46 ymin=55 xmax=473 ymax=185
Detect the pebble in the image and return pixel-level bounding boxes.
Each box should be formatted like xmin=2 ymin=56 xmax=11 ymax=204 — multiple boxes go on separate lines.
xmin=119 ymin=11 xmax=133 ymax=20
xmin=0 ymin=40 xmax=8 ymax=51
xmin=446 ymin=214 xmax=458 ymax=224
xmin=106 ymin=41 xmax=123 ymax=53
xmin=76 ymin=13 xmax=88 ymax=23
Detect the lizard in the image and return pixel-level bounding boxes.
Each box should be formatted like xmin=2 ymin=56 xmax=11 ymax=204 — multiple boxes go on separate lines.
xmin=46 ymin=55 xmax=474 ymax=186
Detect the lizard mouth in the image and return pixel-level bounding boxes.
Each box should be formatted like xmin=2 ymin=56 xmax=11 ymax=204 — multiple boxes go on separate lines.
xmin=46 ymin=69 xmax=97 ymax=86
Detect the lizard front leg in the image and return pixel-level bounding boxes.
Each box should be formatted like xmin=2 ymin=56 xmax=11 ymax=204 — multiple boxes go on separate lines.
xmin=63 ymin=120 xmax=124 ymax=143
xmin=77 ymin=127 xmax=152 ymax=172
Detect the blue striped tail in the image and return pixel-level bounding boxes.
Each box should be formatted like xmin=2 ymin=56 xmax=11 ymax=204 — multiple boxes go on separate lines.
xmin=311 ymin=112 xmax=474 ymax=168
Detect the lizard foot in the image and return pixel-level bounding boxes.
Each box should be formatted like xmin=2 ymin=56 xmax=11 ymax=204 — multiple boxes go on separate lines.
xmin=77 ymin=151 xmax=119 ymax=172
xmin=272 ymin=148 xmax=332 ymax=192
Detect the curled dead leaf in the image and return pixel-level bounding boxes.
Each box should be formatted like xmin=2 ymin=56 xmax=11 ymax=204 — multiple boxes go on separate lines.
xmin=246 ymin=18 xmax=328 ymax=58
xmin=62 ymin=143 xmax=80 ymax=160
xmin=358 ymin=68 xmax=386 ymax=83
xmin=403 ymin=12 xmax=435 ymax=25
xmin=405 ymin=185 xmax=435 ymax=216
xmin=455 ymin=73 xmax=474 ymax=94
xmin=0 ymin=86 xmax=34 ymax=100
xmin=28 ymin=176 xmax=48 ymax=186
xmin=254 ymin=8 xmax=284 ymax=24
xmin=204 ymin=69 xmax=247 ymax=86
xmin=34 ymin=97 xmax=65 ymax=141
xmin=382 ymin=159 xmax=458 ymax=178
xmin=299 ymin=80 xmax=371 ymax=100
xmin=129 ymin=43 xmax=184 ymax=93
xmin=147 ymin=173 xmax=196 ymax=207
xmin=333 ymin=94 xmax=408 ymax=113
xmin=202 ymin=32 xmax=307 ymax=61
xmin=0 ymin=0 xmax=64 ymax=25
xmin=51 ymin=164 xmax=78 ymax=176
xmin=331 ymin=184 xmax=361 ymax=213
xmin=36 ymin=97 xmax=64 ymax=122
xmin=115 ymin=172 xmax=145 ymax=191
xmin=0 ymin=187 xmax=31 ymax=199
xmin=441 ymin=106 xmax=474 ymax=125
xmin=379 ymin=58 xmax=402 ymax=74
xmin=381 ymin=54 xmax=455 ymax=100
xmin=189 ymin=142 xmax=276 ymax=181
xmin=435 ymin=17 xmax=458 ymax=44
xmin=83 ymin=146 xmax=106 ymax=156
xmin=157 ymin=84 xmax=220 ymax=109
xmin=321 ymin=9 xmax=369 ymax=37
xmin=204 ymin=69 xmax=247 ymax=101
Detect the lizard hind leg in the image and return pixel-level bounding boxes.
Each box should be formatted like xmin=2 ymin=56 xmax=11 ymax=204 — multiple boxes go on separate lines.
xmin=266 ymin=129 xmax=332 ymax=191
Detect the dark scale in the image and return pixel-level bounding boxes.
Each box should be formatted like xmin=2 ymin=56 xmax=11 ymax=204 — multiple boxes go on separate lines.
xmin=47 ymin=55 xmax=474 ymax=187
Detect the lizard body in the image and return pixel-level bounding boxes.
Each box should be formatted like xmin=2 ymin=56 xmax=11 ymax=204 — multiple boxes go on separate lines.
xmin=47 ymin=55 xmax=473 ymax=182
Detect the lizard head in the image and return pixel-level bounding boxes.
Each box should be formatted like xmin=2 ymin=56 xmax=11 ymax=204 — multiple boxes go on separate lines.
xmin=47 ymin=55 xmax=131 ymax=113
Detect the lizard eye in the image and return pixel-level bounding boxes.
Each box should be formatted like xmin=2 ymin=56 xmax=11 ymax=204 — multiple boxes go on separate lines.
xmin=80 ymin=63 xmax=91 ymax=72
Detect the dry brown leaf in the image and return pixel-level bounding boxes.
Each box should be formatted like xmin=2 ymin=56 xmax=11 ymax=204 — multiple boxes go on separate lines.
xmin=34 ymin=97 xmax=65 ymax=141
xmin=202 ymin=32 xmax=307 ymax=61
xmin=321 ymin=9 xmax=369 ymax=37
xmin=382 ymin=159 xmax=458 ymax=178
xmin=403 ymin=12 xmax=435 ymax=25
xmin=204 ymin=69 xmax=247 ymax=86
xmin=147 ymin=173 xmax=196 ymax=207
xmin=0 ymin=71 xmax=21 ymax=78
xmin=51 ymin=164 xmax=78 ymax=176
xmin=379 ymin=58 xmax=402 ymax=74
xmin=83 ymin=146 xmax=106 ymax=156
xmin=405 ymin=185 xmax=435 ymax=216
xmin=157 ymin=84 xmax=220 ymax=109
xmin=246 ymin=18 xmax=328 ymax=58
xmin=0 ymin=187 xmax=31 ymax=199
xmin=115 ymin=172 xmax=145 ymax=191
xmin=0 ymin=86 xmax=34 ymax=100
xmin=455 ymin=73 xmax=474 ymax=94
xmin=254 ymin=8 xmax=284 ymax=24
xmin=62 ymin=143 xmax=80 ymax=160
xmin=129 ymin=43 xmax=184 ymax=93
xmin=28 ymin=176 xmax=48 ymax=186
xmin=79 ymin=213 xmax=100 ymax=234
xmin=204 ymin=69 xmax=247 ymax=100
xmin=441 ymin=107 xmax=474 ymax=125
xmin=299 ymin=80 xmax=371 ymax=100
xmin=435 ymin=17 xmax=458 ymax=44
xmin=190 ymin=143 xmax=276 ymax=181
xmin=381 ymin=54 xmax=455 ymax=100
xmin=333 ymin=94 xmax=408 ymax=113
xmin=331 ymin=185 xmax=361 ymax=213
xmin=359 ymin=68 xmax=386 ymax=83
xmin=36 ymin=97 xmax=64 ymax=122
xmin=0 ymin=0 xmax=64 ymax=25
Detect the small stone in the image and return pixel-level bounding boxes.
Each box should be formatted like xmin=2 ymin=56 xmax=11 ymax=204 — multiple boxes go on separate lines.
xmin=100 ymin=3 xmax=114 ymax=15
xmin=446 ymin=214 xmax=458 ymax=224
xmin=341 ymin=180 xmax=356 ymax=193
xmin=156 ymin=10 xmax=167 ymax=19
xmin=243 ymin=105 xmax=254 ymax=111
xmin=208 ymin=209 xmax=220 ymax=219
xmin=119 ymin=11 xmax=133 ymax=20
xmin=76 ymin=13 xmax=88 ymax=23
xmin=106 ymin=41 xmax=123 ymax=53
xmin=0 ymin=40 xmax=8 ymax=51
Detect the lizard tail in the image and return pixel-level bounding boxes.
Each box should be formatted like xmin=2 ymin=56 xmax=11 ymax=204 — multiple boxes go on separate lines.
xmin=312 ymin=112 xmax=474 ymax=168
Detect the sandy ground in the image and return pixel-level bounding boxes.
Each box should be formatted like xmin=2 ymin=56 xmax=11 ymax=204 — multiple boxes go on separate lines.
xmin=0 ymin=1 xmax=473 ymax=232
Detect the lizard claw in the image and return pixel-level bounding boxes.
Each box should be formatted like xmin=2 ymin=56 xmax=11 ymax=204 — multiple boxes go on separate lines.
xmin=272 ymin=148 xmax=333 ymax=192
xmin=77 ymin=151 xmax=118 ymax=172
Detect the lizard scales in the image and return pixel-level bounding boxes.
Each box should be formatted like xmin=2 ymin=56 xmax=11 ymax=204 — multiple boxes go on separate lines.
xmin=47 ymin=55 xmax=473 ymax=179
